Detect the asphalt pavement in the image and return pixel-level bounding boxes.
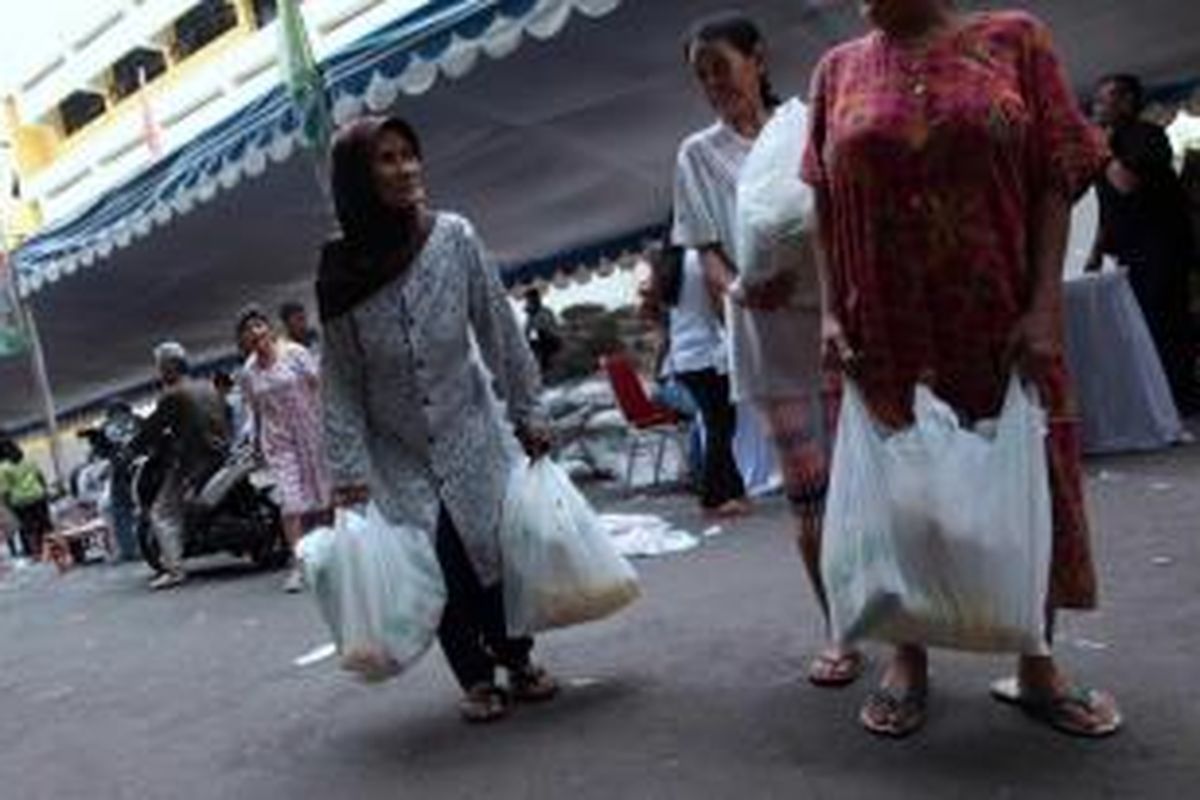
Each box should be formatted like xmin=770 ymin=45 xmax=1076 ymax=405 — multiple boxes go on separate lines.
xmin=1 ymin=444 xmax=1198 ymax=799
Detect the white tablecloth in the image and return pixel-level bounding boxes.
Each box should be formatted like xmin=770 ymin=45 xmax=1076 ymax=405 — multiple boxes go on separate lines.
xmin=734 ymin=403 xmax=782 ymax=497
xmin=1063 ymin=270 xmax=1184 ymax=453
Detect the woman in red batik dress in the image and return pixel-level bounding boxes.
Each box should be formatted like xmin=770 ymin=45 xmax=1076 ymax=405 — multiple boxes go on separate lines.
xmin=805 ymin=0 xmax=1121 ymax=738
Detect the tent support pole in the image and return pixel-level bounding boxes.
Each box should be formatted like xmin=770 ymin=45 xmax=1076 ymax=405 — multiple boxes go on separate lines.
xmin=20 ymin=298 xmax=64 ymax=490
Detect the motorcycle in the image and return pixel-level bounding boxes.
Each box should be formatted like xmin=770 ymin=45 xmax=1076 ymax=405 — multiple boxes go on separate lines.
xmin=128 ymin=444 xmax=288 ymax=572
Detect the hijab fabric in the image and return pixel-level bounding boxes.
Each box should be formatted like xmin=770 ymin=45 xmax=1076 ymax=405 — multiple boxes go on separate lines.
xmin=316 ymin=115 xmax=426 ymax=322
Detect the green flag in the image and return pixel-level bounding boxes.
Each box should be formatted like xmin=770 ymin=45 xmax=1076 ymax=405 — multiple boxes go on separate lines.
xmin=0 ymin=252 xmax=28 ymax=358
xmin=277 ymin=0 xmax=332 ymax=153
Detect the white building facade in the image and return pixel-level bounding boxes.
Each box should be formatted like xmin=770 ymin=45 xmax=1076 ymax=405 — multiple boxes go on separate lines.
xmin=2 ymin=0 xmax=435 ymax=233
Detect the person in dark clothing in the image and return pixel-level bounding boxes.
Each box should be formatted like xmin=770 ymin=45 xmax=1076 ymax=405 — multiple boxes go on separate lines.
xmin=523 ymin=288 xmax=562 ymax=376
xmin=130 ymin=342 xmax=231 ymax=588
xmin=1090 ymin=74 xmax=1198 ymax=412
xmin=98 ymin=402 xmax=143 ymax=561
xmin=1181 ymin=147 xmax=1200 ymax=278
xmin=648 ymin=243 xmax=748 ymax=516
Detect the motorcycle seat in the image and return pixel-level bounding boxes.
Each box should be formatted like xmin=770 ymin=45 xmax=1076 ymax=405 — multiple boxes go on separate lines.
xmin=193 ymin=452 xmax=257 ymax=510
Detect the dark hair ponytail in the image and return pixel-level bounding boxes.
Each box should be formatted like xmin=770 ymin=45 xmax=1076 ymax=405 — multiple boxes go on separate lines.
xmin=683 ymin=11 xmax=780 ymax=109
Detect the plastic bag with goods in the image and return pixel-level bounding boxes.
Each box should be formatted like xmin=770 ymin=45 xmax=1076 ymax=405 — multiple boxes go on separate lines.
xmin=501 ymin=459 xmax=640 ymax=635
xmin=733 ymin=97 xmax=815 ymax=293
xmin=299 ymin=504 xmax=446 ymax=682
xmin=821 ymin=375 xmax=1052 ymax=654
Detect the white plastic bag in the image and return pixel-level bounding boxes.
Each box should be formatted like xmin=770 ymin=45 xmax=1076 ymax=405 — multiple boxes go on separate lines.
xmin=734 ymin=98 xmax=815 ymax=291
xmin=298 ymin=503 xmax=446 ymax=683
xmin=728 ymin=98 xmax=822 ymax=404
xmin=821 ymin=376 xmax=1053 ymax=653
xmin=501 ymin=459 xmax=640 ymax=635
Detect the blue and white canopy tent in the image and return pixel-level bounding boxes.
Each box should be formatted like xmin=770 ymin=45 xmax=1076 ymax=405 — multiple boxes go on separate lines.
xmin=3 ymin=0 xmax=1199 ymax=428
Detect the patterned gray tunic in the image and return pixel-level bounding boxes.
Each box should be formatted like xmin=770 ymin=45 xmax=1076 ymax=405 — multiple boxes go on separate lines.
xmin=321 ymin=212 xmax=541 ymax=586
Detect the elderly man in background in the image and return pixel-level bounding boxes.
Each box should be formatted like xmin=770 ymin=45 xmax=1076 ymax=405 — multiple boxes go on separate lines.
xmin=130 ymin=343 xmax=230 ymax=589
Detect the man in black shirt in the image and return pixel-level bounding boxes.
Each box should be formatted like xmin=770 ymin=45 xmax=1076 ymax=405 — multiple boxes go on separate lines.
xmin=1090 ymin=74 xmax=1198 ymax=412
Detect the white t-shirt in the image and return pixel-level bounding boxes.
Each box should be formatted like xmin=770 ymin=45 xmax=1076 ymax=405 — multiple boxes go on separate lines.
xmin=672 ymin=103 xmax=820 ymax=403
xmin=664 ymin=250 xmax=727 ymax=376
xmin=672 ymin=121 xmax=750 ymax=261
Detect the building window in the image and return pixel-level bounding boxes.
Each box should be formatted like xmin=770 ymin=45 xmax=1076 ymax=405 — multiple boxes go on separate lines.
xmin=111 ymin=48 xmax=168 ymax=101
xmin=59 ymin=91 xmax=108 ymax=136
xmin=172 ymin=0 xmax=239 ymax=61
xmin=252 ymin=0 xmax=279 ymax=27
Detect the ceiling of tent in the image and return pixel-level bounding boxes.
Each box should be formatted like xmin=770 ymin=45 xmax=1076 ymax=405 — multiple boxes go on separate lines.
xmin=3 ymin=0 xmax=1200 ymax=428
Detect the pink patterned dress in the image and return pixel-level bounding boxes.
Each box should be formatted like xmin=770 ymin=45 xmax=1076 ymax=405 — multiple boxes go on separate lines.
xmin=804 ymin=12 xmax=1107 ymax=609
xmin=243 ymin=342 xmax=331 ymax=515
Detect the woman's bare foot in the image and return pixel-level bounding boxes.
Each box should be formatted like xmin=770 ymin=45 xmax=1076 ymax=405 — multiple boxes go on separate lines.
xmin=988 ymin=656 xmax=1122 ymax=737
xmin=860 ymin=645 xmax=928 ymax=738
xmin=508 ymin=664 xmax=560 ymax=703
xmin=708 ymin=498 xmax=752 ymax=518
xmin=458 ymin=683 xmax=509 ymax=724
xmin=807 ymin=646 xmax=865 ymax=688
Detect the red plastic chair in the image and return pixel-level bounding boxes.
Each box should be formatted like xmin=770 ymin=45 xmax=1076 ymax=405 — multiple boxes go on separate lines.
xmin=600 ymin=353 xmax=688 ymax=488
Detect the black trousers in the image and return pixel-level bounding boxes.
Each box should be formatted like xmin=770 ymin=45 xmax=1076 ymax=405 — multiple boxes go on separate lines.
xmin=13 ymin=500 xmax=52 ymax=560
xmin=1129 ymin=263 xmax=1197 ymax=412
xmin=677 ymin=369 xmax=747 ymax=508
xmin=435 ymin=508 xmax=533 ymax=691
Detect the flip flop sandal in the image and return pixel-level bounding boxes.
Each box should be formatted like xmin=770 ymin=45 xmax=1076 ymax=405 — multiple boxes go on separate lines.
xmin=989 ymin=677 xmax=1123 ymax=738
xmin=808 ymin=650 xmax=865 ymax=688
xmin=707 ymin=499 xmax=753 ymax=519
xmin=860 ymin=684 xmax=928 ymax=739
xmin=459 ymin=684 xmax=510 ymax=724
xmin=509 ymin=665 xmax=560 ymax=704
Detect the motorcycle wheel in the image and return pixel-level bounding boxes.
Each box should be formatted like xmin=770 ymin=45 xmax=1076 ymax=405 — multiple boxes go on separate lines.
xmin=248 ymin=496 xmax=288 ymax=570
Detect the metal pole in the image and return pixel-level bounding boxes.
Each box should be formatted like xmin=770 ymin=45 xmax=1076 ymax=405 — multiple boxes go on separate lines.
xmin=18 ymin=296 xmax=65 ymax=489
xmin=0 ymin=152 xmax=65 ymax=489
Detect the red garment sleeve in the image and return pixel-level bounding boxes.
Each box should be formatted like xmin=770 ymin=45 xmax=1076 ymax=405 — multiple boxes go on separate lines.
xmin=1018 ymin=15 xmax=1108 ymax=200
xmin=801 ymin=52 xmax=835 ymax=188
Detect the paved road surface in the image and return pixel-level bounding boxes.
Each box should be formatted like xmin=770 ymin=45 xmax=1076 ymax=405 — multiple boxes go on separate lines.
xmin=2 ymin=447 xmax=1198 ymax=799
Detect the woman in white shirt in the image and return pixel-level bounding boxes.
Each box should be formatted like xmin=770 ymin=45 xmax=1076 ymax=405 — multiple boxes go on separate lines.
xmin=673 ymin=12 xmax=862 ymax=687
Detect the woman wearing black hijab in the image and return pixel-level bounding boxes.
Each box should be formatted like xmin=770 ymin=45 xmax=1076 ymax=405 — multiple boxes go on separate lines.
xmin=318 ymin=116 xmax=557 ymax=723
